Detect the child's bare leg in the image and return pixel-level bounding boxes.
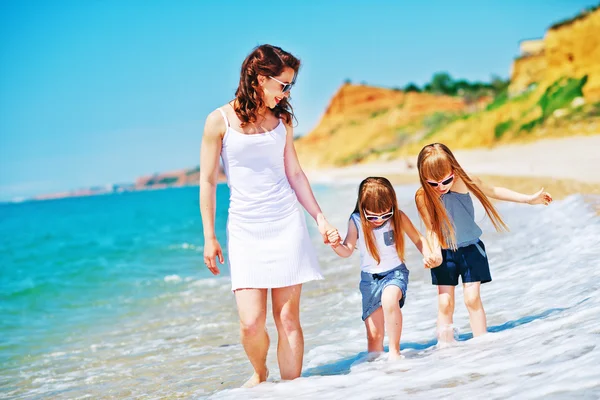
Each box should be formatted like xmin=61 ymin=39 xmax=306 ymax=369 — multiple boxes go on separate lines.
xmin=381 ymin=285 xmax=403 ymax=360
xmin=463 ymin=282 xmax=487 ymax=337
xmin=437 ymin=285 xmax=456 ymax=343
xmin=364 ymin=307 xmax=385 ymax=354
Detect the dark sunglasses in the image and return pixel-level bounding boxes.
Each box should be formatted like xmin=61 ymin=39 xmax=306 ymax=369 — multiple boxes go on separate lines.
xmin=364 ymin=210 xmax=394 ymax=222
xmin=269 ymin=74 xmax=296 ymax=94
xmin=426 ymin=174 xmax=454 ymax=187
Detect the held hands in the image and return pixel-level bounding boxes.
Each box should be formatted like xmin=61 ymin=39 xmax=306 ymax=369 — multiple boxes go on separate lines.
xmin=423 ymin=252 xmax=443 ymax=269
xmin=203 ymin=237 xmax=224 ymax=275
xmin=317 ymin=214 xmax=341 ymax=247
xmin=527 ymin=188 xmax=553 ymax=206
xmin=327 ymin=229 xmax=341 ymax=248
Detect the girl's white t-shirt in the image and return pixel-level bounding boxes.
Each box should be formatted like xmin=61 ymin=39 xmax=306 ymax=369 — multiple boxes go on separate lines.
xmin=350 ymin=213 xmax=404 ymax=274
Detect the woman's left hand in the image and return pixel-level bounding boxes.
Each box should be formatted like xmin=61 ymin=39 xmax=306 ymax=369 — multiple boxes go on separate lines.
xmin=527 ymin=188 xmax=553 ymax=206
xmin=317 ymin=214 xmax=340 ymax=245
xmin=327 ymin=229 xmax=341 ymax=247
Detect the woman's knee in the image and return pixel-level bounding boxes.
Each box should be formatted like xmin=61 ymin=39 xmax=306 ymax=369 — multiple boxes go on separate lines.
xmin=275 ymin=308 xmax=301 ymax=335
xmin=239 ymin=313 xmax=266 ymax=337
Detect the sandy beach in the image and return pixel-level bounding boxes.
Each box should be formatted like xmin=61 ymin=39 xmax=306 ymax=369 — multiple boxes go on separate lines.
xmin=305 ymin=135 xmax=600 ymax=202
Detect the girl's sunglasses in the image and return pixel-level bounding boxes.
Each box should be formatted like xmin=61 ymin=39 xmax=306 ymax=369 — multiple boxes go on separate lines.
xmin=426 ymin=174 xmax=454 ymax=187
xmin=364 ymin=210 xmax=394 ymax=222
xmin=269 ymin=75 xmax=296 ymax=94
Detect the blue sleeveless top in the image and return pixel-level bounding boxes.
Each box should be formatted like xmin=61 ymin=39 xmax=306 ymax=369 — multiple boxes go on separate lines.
xmin=441 ymin=191 xmax=482 ymax=249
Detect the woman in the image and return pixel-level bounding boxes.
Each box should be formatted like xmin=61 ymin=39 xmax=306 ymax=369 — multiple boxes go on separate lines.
xmin=199 ymin=44 xmax=339 ymax=387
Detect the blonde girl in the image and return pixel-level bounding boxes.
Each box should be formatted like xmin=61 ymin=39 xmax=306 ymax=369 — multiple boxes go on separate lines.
xmin=415 ymin=143 xmax=552 ymax=342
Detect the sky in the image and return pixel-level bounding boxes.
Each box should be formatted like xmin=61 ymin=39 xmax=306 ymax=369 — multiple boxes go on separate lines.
xmin=0 ymin=0 xmax=597 ymax=201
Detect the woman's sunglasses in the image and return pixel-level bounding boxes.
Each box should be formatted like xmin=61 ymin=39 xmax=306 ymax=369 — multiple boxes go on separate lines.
xmin=426 ymin=173 xmax=454 ymax=187
xmin=364 ymin=210 xmax=394 ymax=222
xmin=269 ymin=75 xmax=296 ymax=94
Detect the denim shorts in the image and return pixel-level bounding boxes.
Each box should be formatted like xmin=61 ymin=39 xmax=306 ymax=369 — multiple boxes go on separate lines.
xmin=431 ymin=240 xmax=492 ymax=286
xmin=359 ymin=264 xmax=409 ymax=321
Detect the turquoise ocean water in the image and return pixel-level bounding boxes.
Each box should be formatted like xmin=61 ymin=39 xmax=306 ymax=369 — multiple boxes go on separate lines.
xmin=1 ymin=186 xmax=228 ymax=367
xmin=2 ymin=184 xmax=599 ymax=399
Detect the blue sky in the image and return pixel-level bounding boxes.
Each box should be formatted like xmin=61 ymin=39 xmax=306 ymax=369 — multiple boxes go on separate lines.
xmin=0 ymin=0 xmax=597 ymax=200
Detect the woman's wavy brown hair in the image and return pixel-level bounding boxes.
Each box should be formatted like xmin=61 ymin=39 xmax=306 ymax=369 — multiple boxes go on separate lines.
xmin=353 ymin=177 xmax=405 ymax=264
xmin=234 ymin=44 xmax=300 ymax=127
xmin=415 ymin=143 xmax=509 ymax=249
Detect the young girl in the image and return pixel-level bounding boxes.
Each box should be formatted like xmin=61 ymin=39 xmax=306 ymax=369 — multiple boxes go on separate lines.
xmin=328 ymin=177 xmax=437 ymax=360
xmin=415 ymin=143 xmax=553 ymax=343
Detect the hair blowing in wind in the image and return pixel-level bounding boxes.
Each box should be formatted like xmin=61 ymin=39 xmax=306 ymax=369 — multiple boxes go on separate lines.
xmin=416 ymin=143 xmax=509 ymax=249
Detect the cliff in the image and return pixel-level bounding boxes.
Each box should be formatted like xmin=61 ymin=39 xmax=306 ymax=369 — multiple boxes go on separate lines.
xmin=510 ymin=6 xmax=600 ymax=101
xmin=295 ymin=84 xmax=470 ymax=168
xmin=295 ymin=6 xmax=600 ymax=168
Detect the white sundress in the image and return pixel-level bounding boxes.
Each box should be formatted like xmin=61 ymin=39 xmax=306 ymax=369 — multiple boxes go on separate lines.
xmin=217 ymin=107 xmax=323 ymax=291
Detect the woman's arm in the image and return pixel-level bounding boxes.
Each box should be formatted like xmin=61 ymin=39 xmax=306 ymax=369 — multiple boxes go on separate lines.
xmin=199 ymin=110 xmax=226 ymax=275
xmin=283 ymin=122 xmax=338 ymax=244
xmin=330 ymin=219 xmax=358 ymax=258
xmin=471 ymin=176 xmax=552 ymax=205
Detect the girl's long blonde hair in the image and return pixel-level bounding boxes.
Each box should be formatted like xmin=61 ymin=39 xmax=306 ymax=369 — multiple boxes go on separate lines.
xmin=353 ymin=177 xmax=405 ymax=264
xmin=415 ymin=143 xmax=509 ymax=249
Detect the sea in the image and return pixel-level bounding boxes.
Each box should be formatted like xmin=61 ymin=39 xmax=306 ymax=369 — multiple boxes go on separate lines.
xmin=1 ymin=183 xmax=599 ymax=399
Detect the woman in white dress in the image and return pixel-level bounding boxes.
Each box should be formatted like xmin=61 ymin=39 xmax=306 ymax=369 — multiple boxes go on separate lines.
xmin=199 ymin=44 xmax=339 ymax=387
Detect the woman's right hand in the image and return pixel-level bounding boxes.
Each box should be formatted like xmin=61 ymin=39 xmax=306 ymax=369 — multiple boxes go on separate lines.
xmin=204 ymin=237 xmax=224 ymax=275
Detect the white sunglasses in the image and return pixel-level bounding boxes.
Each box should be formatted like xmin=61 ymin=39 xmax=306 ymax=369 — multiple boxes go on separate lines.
xmin=269 ymin=75 xmax=296 ymax=94
xmin=364 ymin=210 xmax=394 ymax=222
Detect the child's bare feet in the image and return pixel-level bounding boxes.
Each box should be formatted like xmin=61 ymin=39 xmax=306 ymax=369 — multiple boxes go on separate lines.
xmin=388 ymin=351 xmax=404 ymax=362
xmin=437 ymin=324 xmax=458 ymax=346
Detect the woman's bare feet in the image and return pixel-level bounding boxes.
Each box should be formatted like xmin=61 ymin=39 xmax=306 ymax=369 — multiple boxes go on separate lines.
xmin=242 ymin=368 xmax=269 ymax=388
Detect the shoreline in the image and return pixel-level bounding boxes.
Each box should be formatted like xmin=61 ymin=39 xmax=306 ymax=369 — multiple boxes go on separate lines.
xmin=9 ymin=136 xmax=600 ymax=205
xmin=305 ymin=135 xmax=600 ymax=201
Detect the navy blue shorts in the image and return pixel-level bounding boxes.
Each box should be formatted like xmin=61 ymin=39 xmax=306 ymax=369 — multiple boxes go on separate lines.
xmin=431 ymin=240 xmax=491 ymax=286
